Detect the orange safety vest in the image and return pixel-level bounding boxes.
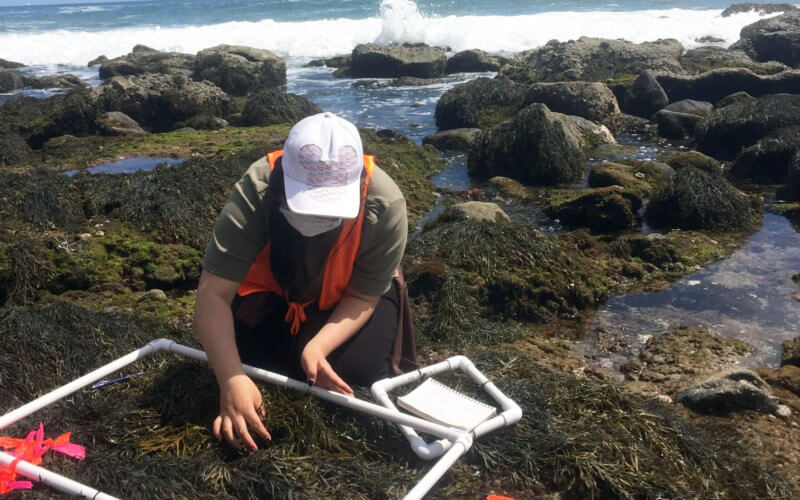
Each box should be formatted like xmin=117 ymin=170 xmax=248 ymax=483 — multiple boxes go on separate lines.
xmin=237 ymin=149 xmax=376 ymax=334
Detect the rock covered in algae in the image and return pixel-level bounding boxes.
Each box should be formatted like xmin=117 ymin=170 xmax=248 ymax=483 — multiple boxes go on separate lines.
xmin=676 ymin=369 xmax=780 ymax=415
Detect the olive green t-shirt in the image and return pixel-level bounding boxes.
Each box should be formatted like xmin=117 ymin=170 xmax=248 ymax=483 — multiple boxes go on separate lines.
xmin=202 ymin=156 xmax=408 ymax=299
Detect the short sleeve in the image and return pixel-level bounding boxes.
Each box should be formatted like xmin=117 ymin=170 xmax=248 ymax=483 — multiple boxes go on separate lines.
xmin=201 ymin=159 xmax=271 ymax=283
xmin=348 ymin=198 xmax=408 ymax=296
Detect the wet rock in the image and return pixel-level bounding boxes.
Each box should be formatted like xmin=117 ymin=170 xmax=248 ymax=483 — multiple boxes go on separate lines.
xmin=698 ymin=93 xmax=800 ymax=160
xmin=646 ymin=166 xmax=761 ymax=231
xmin=679 ymin=47 xmax=789 ymax=75
xmin=0 ymin=132 xmax=34 ymax=167
xmin=601 ymin=113 xmax=650 ymax=136
xmin=434 ymin=77 xmax=525 ymax=130
xmin=0 ymin=69 xmax=25 ymax=92
xmin=87 ymin=55 xmax=108 ymax=67
xmin=443 ymin=201 xmax=510 ymax=223
xmin=731 ymin=11 xmax=800 ymax=66
xmin=96 ymin=111 xmax=146 ymax=136
xmin=95 ymin=74 xmax=236 ymax=132
xmin=654 ymin=109 xmax=704 ymax=139
xmin=663 ymin=99 xmax=713 ymax=116
xmin=733 ymin=126 xmax=800 ymax=182
xmin=500 ymin=37 xmax=685 ymax=83
xmin=173 ymin=113 xmax=230 ymax=131
xmin=98 ymin=44 xmax=195 ymax=79
xmin=560 ymin=114 xmax=616 ymax=147
xmin=468 ymin=103 xmax=585 ymax=185
xmin=349 ymin=43 xmax=447 ymax=78
xmin=24 ymin=74 xmax=87 ymax=89
xmin=445 ymin=49 xmax=508 ymax=74
xmin=487 ymin=176 xmax=534 ymax=200
xmin=657 ymin=68 xmax=800 ymax=104
xmin=661 ymin=150 xmax=722 ymax=173
xmin=240 ymin=89 xmax=322 ymax=127
xmin=0 ymin=57 xmax=24 ymax=69
xmin=305 ymin=54 xmax=351 ymax=68
xmin=715 ymin=90 xmax=756 ymax=108
xmin=676 ymin=369 xmax=780 ymax=415
xmin=635 ymin=326 xmax=752 ymax=392
xmin=389 ymin=76 xmax=444 ymax=86
xmin=588 ymin=162 xmax=651 ymax=195
xmin=549 ymin=186 xmax=641 ymax=232
xmin=722 ymin=3 xmax=798 ymax=17
xmin=784 ymin=336 xmax=800 ymax=366
xmin=421 ymin=128 xmax=480 ymax=152
xmin=622 ymin=71 xmax=668 ymax=118
xmin=525 ymin=81 xmax=620 ymax=122
xmin=193 ymin=45 xmax=286 ymax=96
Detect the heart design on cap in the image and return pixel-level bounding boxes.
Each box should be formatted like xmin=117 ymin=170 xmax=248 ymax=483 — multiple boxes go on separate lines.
xmin=296 ymin=144 xmax=359 ymax=199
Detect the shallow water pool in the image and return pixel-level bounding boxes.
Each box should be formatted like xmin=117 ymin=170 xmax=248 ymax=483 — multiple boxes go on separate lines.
xmin=584 ymin=213 xmax=800 ymax=369
xmin=64 ymin=157 xmax=186 ymax=176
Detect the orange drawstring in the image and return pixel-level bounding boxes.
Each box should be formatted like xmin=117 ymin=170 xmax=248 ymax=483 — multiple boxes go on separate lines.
xmin=284 ymin=299 xmax=313 ymax=334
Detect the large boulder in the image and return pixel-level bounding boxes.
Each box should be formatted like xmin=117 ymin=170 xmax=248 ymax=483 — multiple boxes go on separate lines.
xmin=434 ymin=77 xmax=526 ymax=130
xmin=445 ymin=49 xmax=507 ymax=74
xmin=731 ymin=11 xmax=800 ymax=67
xmin=0 ymin=69 xmax=25 ymax=92
xmin=0 ymin=88 xmax=102 ymax=147
xmin=467 ymin=103 xmax=585 ymax=185
xmin=0 ymin=58 xmax=24 ymax=69
xmin=524 ymin=81 xmax=620 ymax=122
xmin=499 ymin=37 xmax=684 ymax=83
xmin=0 ymin=132 xmax=34 ymax=167
xmin=349 ymin=43 xmax=446 ymax=78
xmin=657 ymin=68 xmax=800 ymax=104
xmin=23 ymin=74 xmax=87 ymax=89
xmin=95 ymin=111 xmax=146 ymax=136
xmin=732 ymin=126 xmax=800 ymax=182
xmin=654 ymin=109 xmax=704 ymax=139
xmin=679 ymin=47 xmax=789 ymax=75
xmin=98 ymin=45 xmax=195 ymax=79
xmin=240 ymin=89 xmax=322 ymax=126
xmin=549 ymin=186 xmax=641 ymax=233
xmin=421 ymin=128 xmax=480 ymax=152
xmin=622 ymin=71 xmax=668 ymax=118
xmin=676 ymin=369 xmax=780 ymax=415
xmin=722 ymin=3 xmax=799 ymax=17
xmin=698 ymin=93 xmax=800 ymax=159
xmin=645 ymin=166 xmax=760 ymax=231
xmin=193 ymin=45 xmax=286 ymax=96
xmin=94 ymin=74 xmax=236 ymax=132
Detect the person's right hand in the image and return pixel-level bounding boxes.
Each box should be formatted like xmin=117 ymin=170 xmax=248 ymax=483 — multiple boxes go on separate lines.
xmin=213 ymin=373 xmax=271 ymax=450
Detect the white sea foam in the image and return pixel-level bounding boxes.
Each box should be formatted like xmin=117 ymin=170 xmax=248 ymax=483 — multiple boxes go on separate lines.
xmin=0 ymin=0 xmax=786 ymax=66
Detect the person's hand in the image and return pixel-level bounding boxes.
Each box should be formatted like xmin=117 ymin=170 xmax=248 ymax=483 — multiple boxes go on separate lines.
xmin=300 ymin=342 xmax=354 ymax=396
xmin=213 ymin=374 xmax=271 ymax=450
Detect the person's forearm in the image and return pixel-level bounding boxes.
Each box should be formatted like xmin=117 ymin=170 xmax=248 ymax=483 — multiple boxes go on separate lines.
xmin=196 ymin=291 xmax=245 ymax=383
xmin=311 ymin=292 xmax=378 ymax=355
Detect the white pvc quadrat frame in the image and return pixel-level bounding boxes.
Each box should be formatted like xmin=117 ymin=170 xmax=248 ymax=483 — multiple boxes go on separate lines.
xmin=0 ymin=339 xmax=522 ymax=500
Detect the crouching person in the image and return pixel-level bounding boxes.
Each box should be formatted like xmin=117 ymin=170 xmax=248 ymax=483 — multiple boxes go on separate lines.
xmin=195 ymin=112 xmax=416 ymax=449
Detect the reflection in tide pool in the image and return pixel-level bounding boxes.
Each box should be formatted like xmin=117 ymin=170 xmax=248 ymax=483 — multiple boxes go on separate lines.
xmin=586 ymin=214 xmax=800 ymax=368
xmin=64 ymin=157 xmax=186 ymax=176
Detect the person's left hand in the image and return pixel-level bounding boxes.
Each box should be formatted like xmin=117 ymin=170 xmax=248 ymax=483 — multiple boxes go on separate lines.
xmin=300 ymin=342 xmax=354 ymax=396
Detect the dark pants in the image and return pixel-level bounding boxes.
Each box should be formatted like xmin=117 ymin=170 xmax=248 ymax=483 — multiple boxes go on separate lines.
xmin=232 ymin=285 xmax=399 ymax=386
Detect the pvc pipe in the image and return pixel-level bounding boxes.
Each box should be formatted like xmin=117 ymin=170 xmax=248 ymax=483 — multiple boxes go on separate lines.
xmin=0 ymin=340 xmax=163 ymax=429
xmin=0 ymin=451 xmax=118 ymax=500
xmin=403 ymin=434 xmax=473 ymax=500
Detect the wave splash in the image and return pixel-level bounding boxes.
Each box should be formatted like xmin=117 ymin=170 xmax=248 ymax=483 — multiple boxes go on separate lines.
xmin=0 ymin=0 xmax=781 ymax=66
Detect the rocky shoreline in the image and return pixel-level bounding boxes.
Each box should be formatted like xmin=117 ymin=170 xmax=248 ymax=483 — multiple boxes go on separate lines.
xmin=2 ymin=2 xmax=800 ymax=498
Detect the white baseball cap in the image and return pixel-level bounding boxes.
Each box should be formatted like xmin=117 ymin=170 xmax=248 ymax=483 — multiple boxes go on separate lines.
xmin=282 ymin=112 xmax=364 ymax=219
